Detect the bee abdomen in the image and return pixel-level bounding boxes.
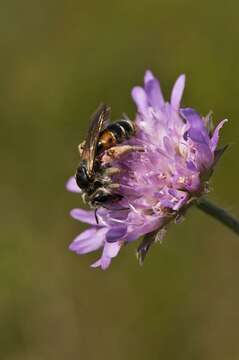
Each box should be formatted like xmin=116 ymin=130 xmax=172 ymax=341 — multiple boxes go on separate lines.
xmin=116 ymin=120 xmax=135 ymax=139
xmin=97 ymin=130 xmax=117 ymax=153
xmin=97 ymin=120 xmax=135 ymax=154
xmin=108 ymin=120 xmax=135 ymax=141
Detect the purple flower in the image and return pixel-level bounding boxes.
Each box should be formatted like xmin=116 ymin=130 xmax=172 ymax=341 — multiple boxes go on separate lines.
xmin=67 ymin=71 xmax=227 ymax=270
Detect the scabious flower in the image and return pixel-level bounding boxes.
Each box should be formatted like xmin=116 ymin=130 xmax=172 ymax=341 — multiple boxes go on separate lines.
xmin=67 ymin=71 xmax=227 ymax=269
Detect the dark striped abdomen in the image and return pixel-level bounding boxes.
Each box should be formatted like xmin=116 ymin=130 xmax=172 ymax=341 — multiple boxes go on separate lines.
xmin=97 ymin=120 xmax=135 ymax=154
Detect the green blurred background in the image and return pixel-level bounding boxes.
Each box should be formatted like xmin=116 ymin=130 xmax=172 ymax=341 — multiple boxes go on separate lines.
xmin=1 ymin=0 xmax=239 ymax=359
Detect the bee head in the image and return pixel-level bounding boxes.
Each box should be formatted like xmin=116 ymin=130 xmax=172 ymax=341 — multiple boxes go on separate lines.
xmin=75 ymin=164 xmax=90 ymax=190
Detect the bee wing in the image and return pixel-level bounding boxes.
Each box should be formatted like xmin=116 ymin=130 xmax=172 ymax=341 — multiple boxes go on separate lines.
xmin=81 ymin=103 xmax=111 ymax=176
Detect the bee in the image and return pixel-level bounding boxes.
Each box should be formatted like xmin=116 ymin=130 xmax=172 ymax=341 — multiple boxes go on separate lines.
xmin=75 ymin=103 xmax=140 ymax=210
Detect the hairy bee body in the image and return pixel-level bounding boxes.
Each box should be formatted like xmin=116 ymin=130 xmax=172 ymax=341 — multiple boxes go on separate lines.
xmin=75 ymin=104 xmax=136 ymax=210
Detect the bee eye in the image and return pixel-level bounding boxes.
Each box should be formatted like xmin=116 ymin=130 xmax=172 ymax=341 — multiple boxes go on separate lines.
xmin=76 ymin=166 xmax=89 ymax=189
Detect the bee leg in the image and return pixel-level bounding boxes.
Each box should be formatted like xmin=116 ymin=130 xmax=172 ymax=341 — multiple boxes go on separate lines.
xmin=107 ymin=145 xmax=145 ymax=158
xmin=78 ymin=141 xmax=86 ymax=156
xmin=103 ymin=167 xmax=121 ymax=176
xmin=93 ymin=168 xmax=121 ymax=186
xmin=81 ymin=192 xmax=87 ymax=203
xmin=108 ymin=183 xmax=120 ymax=190
xmin=101 ymin=145 xmax=144 ymax=164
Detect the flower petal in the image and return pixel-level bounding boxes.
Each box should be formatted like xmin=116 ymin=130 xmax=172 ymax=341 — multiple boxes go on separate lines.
xmin=70 ymin=208 xmax=98 ymax=225
xmin=104 ymin=241 xmax=122 ymax=258
xmin=144 ymin=70 xmax=164 ymax=109
xmin=90 ymin=259 xmax=104 ymax=269
xmin=170 ymin=74 xmax=186 ymax=109
xmin=126 ymin=217 xmax=162 ymax=242
xmin=181 ymin=107 xmax=202 ymax=126
xmin=180 ymin=108 xmax=205 ymax=131
xmin=91 ymin=241 xmax=122 ymax=270
xmin=180 ymin=108 xmax=213 ymax=162
xmin=66 ymin=176 xmax=81 ymax=193
xmin=69 ymin=227 xmax=107 ymax=254
xmin=210 ymin=119 xmax=228 ymax=152
xmin=131 ymin=86 xmax=148 ymax=113
xmin=106 ymin=225 xmax=127 ymax=243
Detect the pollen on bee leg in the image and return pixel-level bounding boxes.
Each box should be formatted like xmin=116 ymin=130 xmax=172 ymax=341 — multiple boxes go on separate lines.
xmin=108 ymin=183 xmax=120 ymax=189
xmin=103 ymin=167 xmax=121 ymax=176
xmin=101 ymin=145 xmax=145 ymax=164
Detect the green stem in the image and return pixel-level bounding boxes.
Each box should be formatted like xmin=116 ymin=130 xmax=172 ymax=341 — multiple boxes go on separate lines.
xmin=196 ymin=198 xmax=239 ymax=236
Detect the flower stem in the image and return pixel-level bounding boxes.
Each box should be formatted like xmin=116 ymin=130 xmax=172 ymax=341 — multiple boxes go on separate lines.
xmin=196 ymin=198 xmax=239 ymax=236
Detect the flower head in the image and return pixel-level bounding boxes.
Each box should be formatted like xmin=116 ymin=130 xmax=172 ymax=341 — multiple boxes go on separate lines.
xmin=67 ymin=71 xmax=227 ymax=269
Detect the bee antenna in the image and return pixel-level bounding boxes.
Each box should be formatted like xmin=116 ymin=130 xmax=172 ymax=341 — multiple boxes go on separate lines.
xmin=94 ymin=209 xmax=99 ymax=224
